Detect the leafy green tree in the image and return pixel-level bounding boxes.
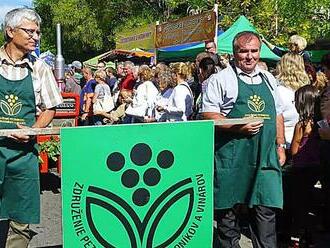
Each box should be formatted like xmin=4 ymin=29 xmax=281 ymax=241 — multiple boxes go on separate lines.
xmin=0 ymin=25 xmax=5 ymax=47
xmin=33 ymin=0 xmax=330 ymax=61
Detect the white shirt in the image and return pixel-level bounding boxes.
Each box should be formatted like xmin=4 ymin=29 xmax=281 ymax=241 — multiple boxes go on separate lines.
xmin=277 ymin=84 xmax=299 ymax=147
xmin=153 ymin=88 xmax=173 ymax=122
xmin=202 ymin=65 xmax=283 ymax=116
xmin=129 ymin=80 xmax=159 ymax=117
xmin=162 ymin=82 xmax=193 ymax=122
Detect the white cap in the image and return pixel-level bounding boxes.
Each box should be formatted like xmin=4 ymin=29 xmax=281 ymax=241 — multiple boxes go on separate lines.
xmin=72 ymin=60 xmax=82 ymax=70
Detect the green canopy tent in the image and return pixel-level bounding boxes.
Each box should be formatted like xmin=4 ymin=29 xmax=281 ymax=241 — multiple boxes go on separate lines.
xmin=157 ymin=15 xmax=280 ymax=62
xmin=83 ymin=51 xmax=115 ymax=69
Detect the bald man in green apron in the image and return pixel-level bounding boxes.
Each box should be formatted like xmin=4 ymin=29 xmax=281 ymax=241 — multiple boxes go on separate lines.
xmin=0 ymin=8 xmax=63 ymax=248
xmin=203 ymin=31 xmax=286 ymax=248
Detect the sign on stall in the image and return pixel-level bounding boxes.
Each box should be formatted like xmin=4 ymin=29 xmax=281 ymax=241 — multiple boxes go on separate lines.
xmin=155 ymin=10 xmax=216 ymax=48
xmin=116 ymin=25 xmax=155 ymax=50
xmin=61 ymin=121 xmax=214 ymax=248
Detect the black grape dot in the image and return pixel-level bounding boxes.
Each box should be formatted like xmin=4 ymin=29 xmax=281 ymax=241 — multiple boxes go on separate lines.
xmin=143 ymin=168 xmax=161 ymax=186
xmin=132 ymin=188 xmax=150 ymax=206
xmin=157 ymin=150 xmax=174 ymax=169
xmin=130 ymin=143 xmax=152 ymax=166
xmin=107 ymin=152 xmax=125 ymax=171
xmin=121 ymin=169 xmax=139 ymax=188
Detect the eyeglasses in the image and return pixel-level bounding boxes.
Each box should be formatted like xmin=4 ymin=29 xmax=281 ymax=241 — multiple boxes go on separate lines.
xmin=18 ymin=27 xmax=41 ymax=38
xmin=205 ymin=46 xmax=214 ymax=50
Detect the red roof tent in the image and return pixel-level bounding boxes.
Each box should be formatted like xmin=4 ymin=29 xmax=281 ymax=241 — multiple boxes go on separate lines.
xmin=99 ymin=49 xmax=154 ymax=64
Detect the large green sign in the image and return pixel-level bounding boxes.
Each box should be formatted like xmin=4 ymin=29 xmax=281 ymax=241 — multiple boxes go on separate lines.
xmin=61 ymin=121 xmax=214 ymax=248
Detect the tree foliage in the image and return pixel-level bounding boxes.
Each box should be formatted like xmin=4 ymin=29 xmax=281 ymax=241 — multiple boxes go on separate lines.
xmin=33 ymin=0 xmax=330 ymax=62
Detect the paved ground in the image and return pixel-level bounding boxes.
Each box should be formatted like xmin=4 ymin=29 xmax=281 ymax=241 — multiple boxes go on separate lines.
xmin=29 ymin=173 xmax=330 ymax=248
xmin=30 ymin=173 xmax=62 ymax=248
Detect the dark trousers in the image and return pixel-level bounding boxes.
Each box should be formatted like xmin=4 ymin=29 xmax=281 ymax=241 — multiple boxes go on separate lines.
xmin=320 ymin=141 xmax=330 ymax=229
xmin=0 ymin=220 xmax=9 ymax=247
xmin=214 ymin=205 xmax=277 ymax=248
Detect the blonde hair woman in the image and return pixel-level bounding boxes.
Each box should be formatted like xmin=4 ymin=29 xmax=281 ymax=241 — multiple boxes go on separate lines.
xmin=92 ymin=69 xmax=114 ymax=125
xmin=261 ymin=34 xmax=311 ymax=62
xmin=276 ymin=53 xmax=310 ymax=148
xmin=156 ymin=62 xmax=193 ymax=121
xmin=313 ymin=71 xmax=329 ymax=92
xmin=277 ymin=53 xmax=310 ymax=90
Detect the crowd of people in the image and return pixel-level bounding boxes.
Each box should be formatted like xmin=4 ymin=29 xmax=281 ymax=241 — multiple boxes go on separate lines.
xmin=63 ymin=32 xmax=330 ymax=248
xmin=1 ymin=5 xmax=330 ymax=248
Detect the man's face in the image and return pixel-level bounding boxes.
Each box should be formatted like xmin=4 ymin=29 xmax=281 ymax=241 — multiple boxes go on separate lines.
xmin=205 ymin=42 xmax=216 ymax=54
xmin=123 ymin=65 xmax=132 ymax=75
xmin=117 ymin=65 xmax=124 ymax=77
xmin=7 ymin=19 xmax=40 ymax=53
xmin=82 ymin=70 xmax=89 ymax=80
xmin=97 ymin=62 xmax=105 ymax=70
xmin=234 ymin=36 xmax=260 ymax=74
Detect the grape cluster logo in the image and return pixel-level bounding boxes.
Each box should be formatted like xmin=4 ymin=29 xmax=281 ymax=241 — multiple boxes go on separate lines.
xmin=62 ymin=122 xmax=213 ymax=248
xmin=85 ymin=143 xmax=195 ymax=248
xmin=0 ymin=94 xmax=22 ymax=116
xmin=248 ymin=94 xmax=265 ymax=113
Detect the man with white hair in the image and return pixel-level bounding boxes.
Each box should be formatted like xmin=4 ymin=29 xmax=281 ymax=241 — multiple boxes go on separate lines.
xmin=0 ymin=8 xmax=63 ymax=247
xmin=119 ymin=60 xmax=136 ymax=90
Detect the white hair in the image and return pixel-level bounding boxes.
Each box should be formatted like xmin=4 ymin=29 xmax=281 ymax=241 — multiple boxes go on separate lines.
xmin=4 ymin=8 xmax=41 ymax=41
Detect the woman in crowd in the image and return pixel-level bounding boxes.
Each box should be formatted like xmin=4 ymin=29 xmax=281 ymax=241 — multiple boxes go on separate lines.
xmin=125 ymin=65 xmax=159 ymax=123
xmin=290 ymin=85 xmax=321 ymax=247
xmin=276 ymin=53 xmax=310 ymax=149
xmin=156 ymin=62 xmax=193 ymax=122
xmin=92 ymin=69 xmax=113 ymax=125
xmin=145 ymin=68 xmax=176 ymax=122
xmin=102 ymin=89 xmax=133 ymax=124
xmin=194 ymin=57 xmax=217 ymax=119
xmin=262 ymin=34 xmax=311 ymax=62
xmin=314 ymin=71 xmax=329 ymax=92
xmin=305 ymin=63 xmax=317 ymax=85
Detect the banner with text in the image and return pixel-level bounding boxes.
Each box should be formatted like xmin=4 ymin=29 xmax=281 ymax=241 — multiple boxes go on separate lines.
xmin=155 ymin=10 xmax=216 ymax=48
xmin=116 ymin=25 xmax=155 ymax=50
xmin=62 ymin=121 xmax=214 ymax=248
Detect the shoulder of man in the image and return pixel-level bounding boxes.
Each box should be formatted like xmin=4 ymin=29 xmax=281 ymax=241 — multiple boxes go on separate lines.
xmin=31 ymin=55 xmax=53 ymax=71
xmin=206 ymin=66 xmax=236 ymax=87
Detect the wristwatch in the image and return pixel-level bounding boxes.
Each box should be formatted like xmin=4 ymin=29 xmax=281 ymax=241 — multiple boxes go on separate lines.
xmin=277 ymin=143 xmax=286 ymax=149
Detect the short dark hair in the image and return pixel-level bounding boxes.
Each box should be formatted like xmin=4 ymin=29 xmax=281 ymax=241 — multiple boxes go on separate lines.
xmin=232 ymin=31 xmax=261 ymax=54
xmin=199 ymin=57 xmax=216 ymax=80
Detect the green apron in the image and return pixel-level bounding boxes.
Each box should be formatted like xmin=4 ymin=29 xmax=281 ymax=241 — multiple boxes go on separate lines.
xmin=214 ymin=72 xmax=283 ymax=210
xmin=0 ymin=69 xmax=40 ymax=224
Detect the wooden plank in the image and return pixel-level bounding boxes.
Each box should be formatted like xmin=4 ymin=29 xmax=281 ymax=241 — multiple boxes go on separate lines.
xmin=0 ymin=117 xmax=264 ymax=136
xmin=0 ymin=127 xmax=60 ymax=137
xmin=214 ymin=117 xmax=264 ymax=126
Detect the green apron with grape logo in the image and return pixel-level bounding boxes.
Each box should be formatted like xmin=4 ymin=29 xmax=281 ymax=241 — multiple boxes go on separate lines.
xmin=0 ymin=69 xmax=40 ymax=223
xmin=214 ymin=73 xmax=283 ymax=210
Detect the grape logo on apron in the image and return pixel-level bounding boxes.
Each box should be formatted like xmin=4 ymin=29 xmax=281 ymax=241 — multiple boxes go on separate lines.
xmin=0 ymin=94 xmax=22 ymax=116
xmin=247 ymin=94 xmax=265 ymax=113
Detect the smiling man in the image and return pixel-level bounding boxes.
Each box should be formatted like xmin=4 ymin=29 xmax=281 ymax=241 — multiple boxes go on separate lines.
xmin=0 ymin=8 xmax=63 ymax=248
xmin=202 ymin=31 xmax=285 ymax=248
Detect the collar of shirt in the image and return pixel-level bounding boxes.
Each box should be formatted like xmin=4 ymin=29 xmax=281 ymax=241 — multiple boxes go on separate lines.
xmin=0 ymin=46 xmax=35 ymax=70
xmin=235 ymin=66 xmax=261 ymax=78
xmin=234 ymin=66 xmax=263 ymax=85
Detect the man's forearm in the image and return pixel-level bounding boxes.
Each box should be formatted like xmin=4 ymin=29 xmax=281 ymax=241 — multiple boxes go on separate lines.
xmin=32 ymin=109 xmax=56 ymax=128
xmin=276 ymin=114 xmax=286 ymax=165
xmin=276 ymin=114 xmax=285 ymax=145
